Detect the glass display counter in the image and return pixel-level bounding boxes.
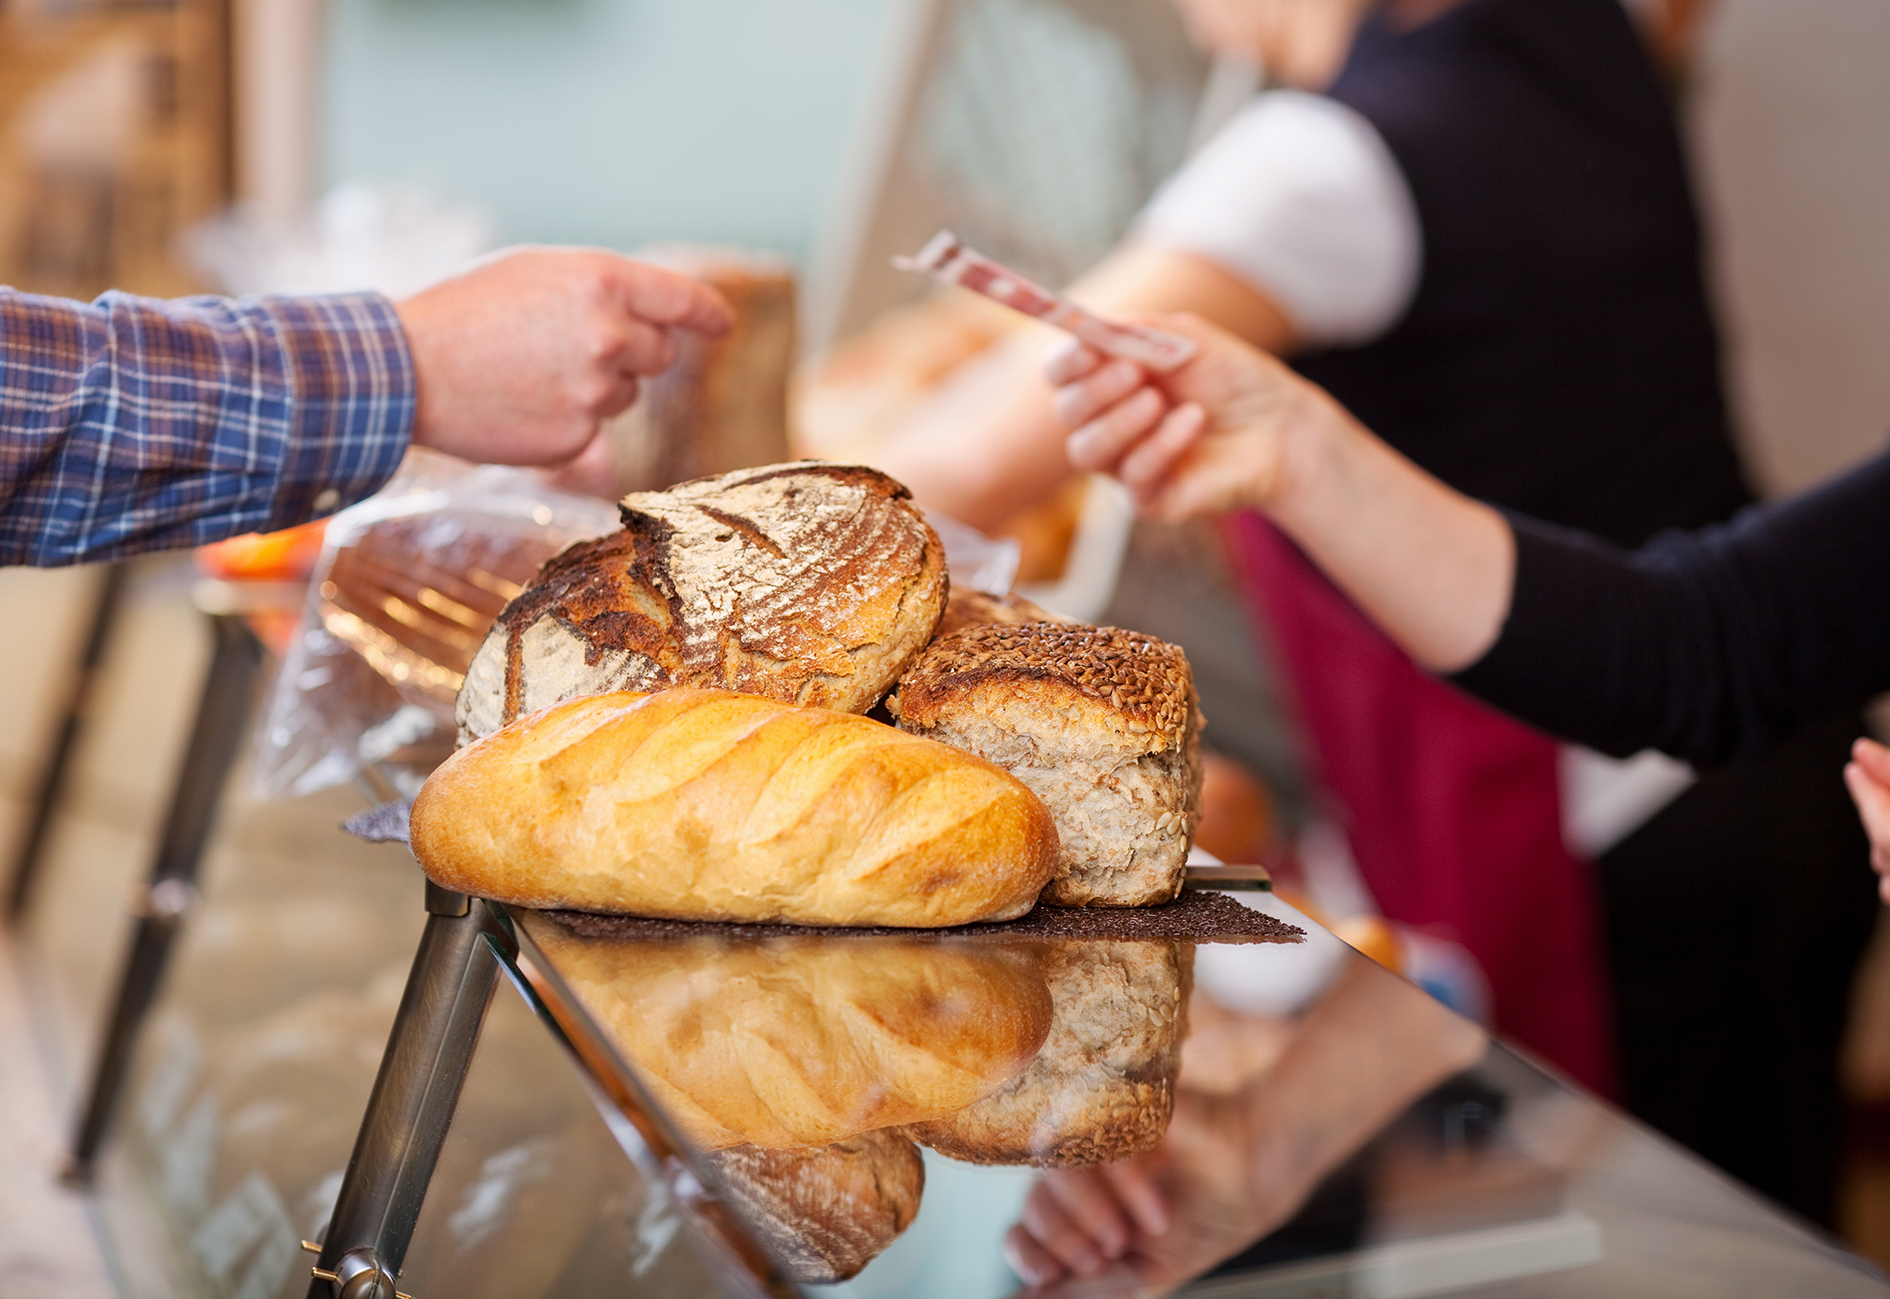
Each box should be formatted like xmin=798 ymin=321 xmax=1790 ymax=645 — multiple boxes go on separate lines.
xmin=81 ymin=825 xmax=1890 ymax=1298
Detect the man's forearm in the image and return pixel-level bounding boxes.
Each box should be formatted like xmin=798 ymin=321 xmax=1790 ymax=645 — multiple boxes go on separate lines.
xmin=0 ymin=288 xmax=413 ymax=567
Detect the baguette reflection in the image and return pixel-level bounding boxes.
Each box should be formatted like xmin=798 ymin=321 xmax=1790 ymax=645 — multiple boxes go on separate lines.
xmin=523 ymin=928 xmax=1055 ymax=1150
xmin=528 ymin=922 xmax=1201 ymax=1282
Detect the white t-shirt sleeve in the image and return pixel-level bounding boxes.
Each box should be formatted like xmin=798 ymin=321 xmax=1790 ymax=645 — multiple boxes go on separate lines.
xmin=1137 ymin=90 xmax=1422 ymax=349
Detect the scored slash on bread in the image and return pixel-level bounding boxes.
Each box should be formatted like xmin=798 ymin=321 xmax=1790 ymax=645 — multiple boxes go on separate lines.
xmin=893 ymin=622 xmax=1205 ymax=907
xmin=456 ymin=462 xmax=947 ymax=745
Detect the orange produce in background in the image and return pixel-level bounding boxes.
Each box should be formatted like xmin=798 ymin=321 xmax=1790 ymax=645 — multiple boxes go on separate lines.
xmin=195 ymin=519 xmax=329 ymax=581
xmin=1192 ymin=750 xmax=1278 ymax=865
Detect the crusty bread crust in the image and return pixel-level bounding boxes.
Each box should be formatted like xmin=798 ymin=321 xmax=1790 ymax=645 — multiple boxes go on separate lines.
xmin=699 ymin=1133 xmax=924 ymax=1283
xmin=933 ymin=588 xmax=1071 ymax=640
xmin=894 ymin=622 xmax=1204 ymax=906
xmin=457 ymin=462 xmax=946 ymax=743
xmin=413 ymin=688 xmax=1059 ymax=927
xmin=524 ymin=927 xmax=1052 ymax=1150
xmin=896 ymin=622 xmax=1195 ymax=750
xmin=906 ymin=939 xmax=1191 ymax=1166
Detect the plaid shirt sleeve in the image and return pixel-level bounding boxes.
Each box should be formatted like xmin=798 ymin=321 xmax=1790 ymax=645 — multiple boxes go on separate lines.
xmin=0 ymin=287 xmax=414 ymax=567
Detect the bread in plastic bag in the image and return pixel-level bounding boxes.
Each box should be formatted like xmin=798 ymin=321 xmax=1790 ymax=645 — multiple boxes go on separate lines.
xmin=251 ymin=451 xmax=619 ymax=799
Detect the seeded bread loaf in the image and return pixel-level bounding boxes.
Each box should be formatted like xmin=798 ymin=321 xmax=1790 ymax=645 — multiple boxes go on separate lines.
xmin=456 ymin=462 xmax=947 ymax=744
xmin=933 ymin=587 xmax=1072 ymax=639
xmin=893 ymin=622 xmax=1203 ymax=906
xmin=906 ymin=938 xmax=1192 ymax=1166
xmin=413 ymin=688 xmax=1060 ymax=926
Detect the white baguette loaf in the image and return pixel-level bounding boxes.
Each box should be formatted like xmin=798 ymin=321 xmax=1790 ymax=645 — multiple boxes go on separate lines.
xmin=411 ymin=687 xmax=1060 ymax=927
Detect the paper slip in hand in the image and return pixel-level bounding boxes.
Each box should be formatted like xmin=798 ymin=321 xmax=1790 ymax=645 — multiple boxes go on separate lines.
xmin=895 ymin=231 xmax=1197 ymax=372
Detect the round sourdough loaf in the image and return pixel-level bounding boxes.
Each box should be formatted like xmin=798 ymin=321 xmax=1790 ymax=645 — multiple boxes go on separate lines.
xmin=893 ymin=622 xmax=1204 ymax=907
xmin=411 ymin=688 xmax=1060 ymax=926
xmin=520 ymin=927 xmax=1053 ymax=1150
xmin=456 ymin=462 xmax=946 ymax=744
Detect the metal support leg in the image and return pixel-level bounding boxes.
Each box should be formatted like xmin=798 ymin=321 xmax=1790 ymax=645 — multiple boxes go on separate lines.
xmin=65 ymin=613 xmax=263 ymax=1180
xmin=306 ymin=885 xmax=514 ymax=1299
xmin=7 ymin=562 xmax=129 ymax=921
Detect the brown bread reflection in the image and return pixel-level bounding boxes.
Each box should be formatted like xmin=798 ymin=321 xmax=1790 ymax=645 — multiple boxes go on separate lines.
xmin=526 ymin=919 xmax=1213 ymax=1282
xmin=906 ymin=939 xmax=1193 ymax=1167
xmin=525 ymin=928 xmax=1054 ymax=1150
xmin=696 ymin=1132 xmax=925 ymax=1283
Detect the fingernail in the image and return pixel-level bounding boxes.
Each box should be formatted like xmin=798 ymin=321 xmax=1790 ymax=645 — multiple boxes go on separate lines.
xmin=1072 ymin=1248 xmax=1102 ymax=1277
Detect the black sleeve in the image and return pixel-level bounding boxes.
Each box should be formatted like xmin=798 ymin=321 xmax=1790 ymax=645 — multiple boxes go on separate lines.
xmin=1450 ymin=444 xmax=1890 ymax=768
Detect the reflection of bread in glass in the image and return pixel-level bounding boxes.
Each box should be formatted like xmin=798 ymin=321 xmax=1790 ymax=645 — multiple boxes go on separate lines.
xmin=533 ymin=930 xmax=1054 ymax=1150
xmin=907 ymin=938 xmax=1192 ymax=1166
xmin=698 ymin=1131 xmax=924 ymax=1283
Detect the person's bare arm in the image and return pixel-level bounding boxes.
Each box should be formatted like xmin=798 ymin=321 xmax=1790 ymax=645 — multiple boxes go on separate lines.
xmin=1050 ymin=311 xmax=1512 ymax=672
xmin=868 ymin=245 xmax=1295 ymax=529
xmin=396 ymin=246 xmax=732 ymax=470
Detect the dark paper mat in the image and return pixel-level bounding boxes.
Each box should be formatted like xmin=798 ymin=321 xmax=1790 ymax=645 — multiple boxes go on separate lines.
xmin=345 ymin=800 xmax=1303 ymax=943
xmin=540 ymin=887 xmax=1302 ymax=945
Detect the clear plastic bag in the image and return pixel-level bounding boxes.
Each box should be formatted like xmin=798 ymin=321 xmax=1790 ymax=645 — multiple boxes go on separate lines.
xmin=927 ymin=509 xmax=1019 ymax=596
xmin=254 ymin=458 xmax=1023 ymax=800
xmin=251 ymin=452 xmax=619 ymax=799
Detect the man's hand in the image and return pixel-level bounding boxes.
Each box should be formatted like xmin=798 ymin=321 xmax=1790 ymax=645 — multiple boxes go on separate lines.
xmin=396 ymin=247 xmax=731 ymax=469
xmin=1048 ymin=311 xmax=1338 ymax=523
xmin=1845 ymin=737 xmax=1890 ymax=904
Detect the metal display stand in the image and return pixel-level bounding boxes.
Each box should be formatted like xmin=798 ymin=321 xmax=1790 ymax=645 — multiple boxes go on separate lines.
xmin=303 ymin=883 xmax=513 ymax=1299
xmin=299 ymin=885 xmax=788 ymax=1299
xmin=66 ymin=611 xmax=264 ymax=1181
xmin=6 ymin=562 xmax=130 ymax=921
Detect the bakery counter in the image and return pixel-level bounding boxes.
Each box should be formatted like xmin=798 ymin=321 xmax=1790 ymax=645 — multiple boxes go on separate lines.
xmin=477 ymin=890 xmax=1886 ymax=1298
xmin=76 ymin=838 xmax=1890 ymax=1299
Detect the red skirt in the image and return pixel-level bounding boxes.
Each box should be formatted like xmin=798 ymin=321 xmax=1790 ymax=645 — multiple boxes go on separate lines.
xmin=1228 ymin=514 xmax=1615 ymax=1096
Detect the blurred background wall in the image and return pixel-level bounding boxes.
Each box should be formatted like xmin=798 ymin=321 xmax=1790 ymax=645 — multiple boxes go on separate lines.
xmin=320 ymin=0 xmax=903 ymax=260
xmin=1688 ymin=0 xmax=1890 ymax=496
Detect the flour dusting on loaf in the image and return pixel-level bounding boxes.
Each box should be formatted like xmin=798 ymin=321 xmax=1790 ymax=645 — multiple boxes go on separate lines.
xmin=457 ymin=462 xmax=946 ymax=743
xmin=894 ymin=622 xmax=1203 ymax=906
